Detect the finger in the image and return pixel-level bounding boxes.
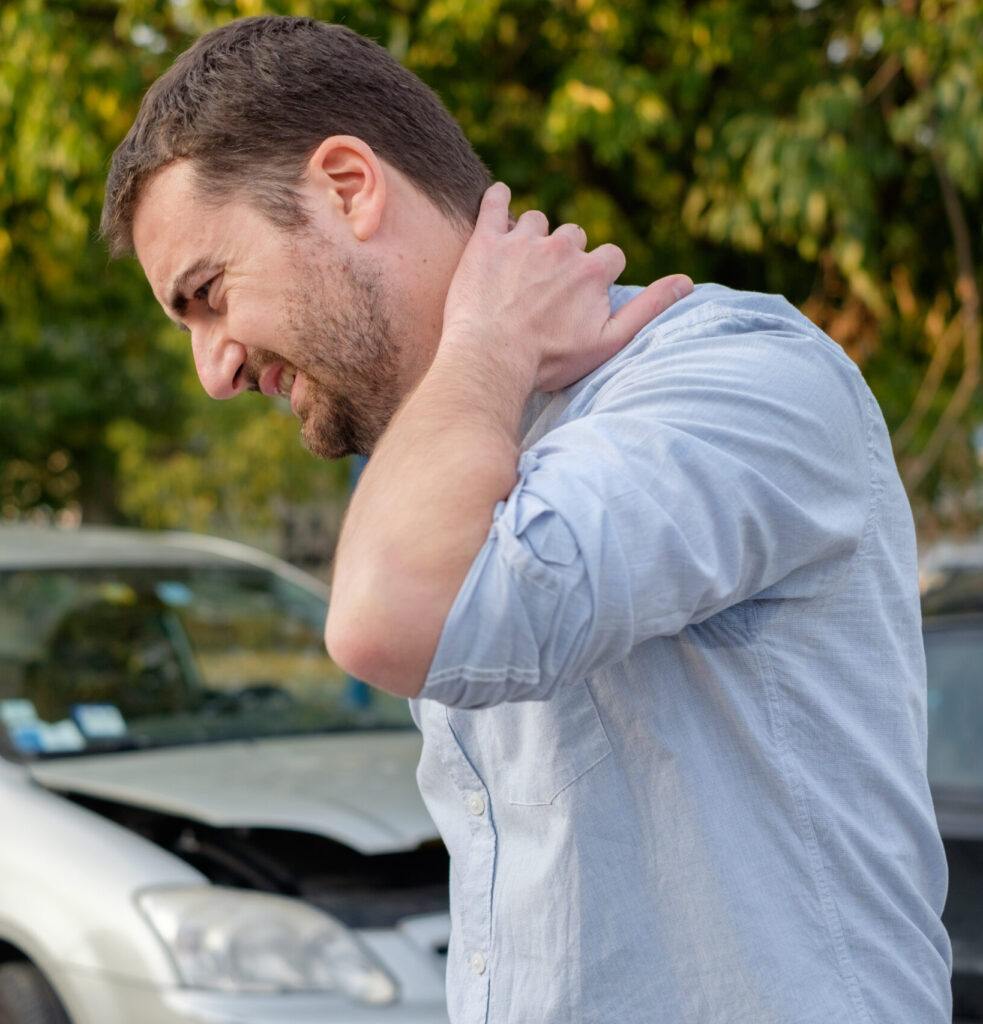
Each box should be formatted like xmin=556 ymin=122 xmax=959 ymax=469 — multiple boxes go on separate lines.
xmin=552 ymin=222 xmax=588 ymax=249
xmin=475 ymin=182 xmax=512 ymax=236
xmin=604 ymin=274 xmax=694 ymax=346
xmin=588 ymin=241 xmax=627 ymax=283
xmin=512 ymin=209 xmax=550 ymax=236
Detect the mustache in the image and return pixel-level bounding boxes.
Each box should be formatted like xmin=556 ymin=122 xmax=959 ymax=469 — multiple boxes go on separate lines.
xmin=239 ymin=349 xmax=284 ymax=392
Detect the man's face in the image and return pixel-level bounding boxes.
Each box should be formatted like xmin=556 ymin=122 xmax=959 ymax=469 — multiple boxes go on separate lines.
xmin=132 ymin=161 xmax=402 ymax=459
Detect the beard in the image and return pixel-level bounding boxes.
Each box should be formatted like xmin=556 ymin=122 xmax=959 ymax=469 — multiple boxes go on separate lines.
xmin=245 ymin=249 xmax=403 ymax=461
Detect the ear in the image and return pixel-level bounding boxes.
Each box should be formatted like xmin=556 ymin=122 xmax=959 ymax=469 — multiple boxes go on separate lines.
xmin=305 ymin=136 xmax=386 ymax=241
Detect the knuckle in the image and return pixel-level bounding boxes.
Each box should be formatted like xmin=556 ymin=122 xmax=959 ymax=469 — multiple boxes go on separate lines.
xmin=553 ymin=223 xmax=585 ymax=247
xmin=517 ymin=209 xmax=549 ymax=230
xmin=584 ymin=252 xmax=609 ymax=276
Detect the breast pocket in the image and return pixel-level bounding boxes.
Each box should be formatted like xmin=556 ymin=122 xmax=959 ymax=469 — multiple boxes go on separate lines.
xmin=455 ymin=676 xmax=612 ymax=807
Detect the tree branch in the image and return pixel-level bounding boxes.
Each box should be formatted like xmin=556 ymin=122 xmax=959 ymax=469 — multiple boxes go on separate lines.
xmin=892 ymin=293 xmax=961 ymax=454
xmin=863 ymin=54 xmax=902 ymax=104
xmin=899 ymin=145 xmax=981 ymax=493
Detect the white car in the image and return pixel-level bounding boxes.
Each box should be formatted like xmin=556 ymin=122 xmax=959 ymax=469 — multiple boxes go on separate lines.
xmin=0 ymin=525 xmax=449 ymax=1024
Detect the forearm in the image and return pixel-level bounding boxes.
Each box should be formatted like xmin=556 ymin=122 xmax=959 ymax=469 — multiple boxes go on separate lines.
xmin=325 ymin=333 xmax=534 ymax=696
xmin=325 ymin=182 xmax=691 ymax=696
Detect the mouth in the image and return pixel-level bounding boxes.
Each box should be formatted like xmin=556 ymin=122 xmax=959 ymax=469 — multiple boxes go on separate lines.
xmin=258 ymin=363 xmax=301 ymax=414
xmin=279 ymin=368 xmax=297 ymax=401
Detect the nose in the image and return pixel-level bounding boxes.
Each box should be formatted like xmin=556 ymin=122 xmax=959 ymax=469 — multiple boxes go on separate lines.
xmin=190 ymin=322 xmax=249 ymax=399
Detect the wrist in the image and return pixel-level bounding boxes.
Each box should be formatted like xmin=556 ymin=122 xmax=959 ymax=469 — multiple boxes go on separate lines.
xmin=428 ymin=325 xmax=537 ymax=431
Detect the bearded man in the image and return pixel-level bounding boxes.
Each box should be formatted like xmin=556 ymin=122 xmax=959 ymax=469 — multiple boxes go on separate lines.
xmin=102 ymin=15 xmax=952 ymax=1024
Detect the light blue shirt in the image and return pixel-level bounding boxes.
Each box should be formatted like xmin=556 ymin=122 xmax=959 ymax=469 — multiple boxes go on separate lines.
xmin=411 ymin=284 xmax=952 ymax=1024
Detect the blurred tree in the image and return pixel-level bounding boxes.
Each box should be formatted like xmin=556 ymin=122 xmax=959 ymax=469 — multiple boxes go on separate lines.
xmin=1 ymin=0 xmax=980 ymax=538
xmin=0 ymin=0 xmax=187 ymax=523
xmin=0 ymin=0 xmax=347 ymax=538
xmin=667 ymin=0 xmax=983 ymax=530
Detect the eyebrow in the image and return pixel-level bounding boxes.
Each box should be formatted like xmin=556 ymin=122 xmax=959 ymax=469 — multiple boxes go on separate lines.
xmin=166 ymin=258 xmax=214 ymax=318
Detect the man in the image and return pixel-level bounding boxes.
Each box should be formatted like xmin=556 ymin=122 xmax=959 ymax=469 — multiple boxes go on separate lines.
xmin=102 ymin=15 xmax=952 ymax=1024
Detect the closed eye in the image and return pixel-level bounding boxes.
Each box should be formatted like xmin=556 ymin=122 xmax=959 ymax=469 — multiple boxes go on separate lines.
xmin=194 ymin=273 xmax=225 ymax=311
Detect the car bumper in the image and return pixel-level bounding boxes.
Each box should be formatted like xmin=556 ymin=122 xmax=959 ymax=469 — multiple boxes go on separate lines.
xmin=58 ymin=969 xmax=448 ymax=1024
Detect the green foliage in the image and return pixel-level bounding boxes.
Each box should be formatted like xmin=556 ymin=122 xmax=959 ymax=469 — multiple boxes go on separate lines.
xmin=2 ymin=0 xmax=982 ymax=538
xmin=0 ymin=0 xmax=345 ymax=534
xmin=0 ymin=0 xmax=187 ymax=520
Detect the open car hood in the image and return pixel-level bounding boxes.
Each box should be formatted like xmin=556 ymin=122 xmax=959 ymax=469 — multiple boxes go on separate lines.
xmin=28 ymin=730 xmax=435 ymax=854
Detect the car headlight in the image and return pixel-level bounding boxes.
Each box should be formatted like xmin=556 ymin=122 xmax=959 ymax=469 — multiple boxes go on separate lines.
xmin=137 ymin=886 xmax=397 ymax=1005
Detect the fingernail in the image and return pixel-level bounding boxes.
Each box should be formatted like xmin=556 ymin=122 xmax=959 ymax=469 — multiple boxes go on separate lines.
xmin=672 ymin=276 xmax=694 ymax=300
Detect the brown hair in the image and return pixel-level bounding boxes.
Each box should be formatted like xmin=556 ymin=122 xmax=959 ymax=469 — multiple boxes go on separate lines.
xmin=101 ymin=15 xmax=491 ymax=256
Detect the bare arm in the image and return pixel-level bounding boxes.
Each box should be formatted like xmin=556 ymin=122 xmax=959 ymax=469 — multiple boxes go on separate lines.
xmin=325 ymin=183 xmax=692 ymax=696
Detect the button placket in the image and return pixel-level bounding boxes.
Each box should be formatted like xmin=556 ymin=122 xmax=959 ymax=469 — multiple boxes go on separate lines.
xmin=439 ymin=706 xmax=496 ymax=1019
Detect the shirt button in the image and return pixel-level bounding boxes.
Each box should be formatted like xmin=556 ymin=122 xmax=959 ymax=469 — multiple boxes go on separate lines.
xmin=467 ymin=793 xmax=485 ymax=816
xmin=470 ymin=952 xmax=487 ymax=975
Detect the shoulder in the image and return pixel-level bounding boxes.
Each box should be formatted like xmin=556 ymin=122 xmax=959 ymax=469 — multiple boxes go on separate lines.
xmin=610 ymin=282 xmax=850 ymax=366
xmin=570 ymin=284 xmax=869 ymax=422
xmin=522 ymin=284 xmax=879 ymax=494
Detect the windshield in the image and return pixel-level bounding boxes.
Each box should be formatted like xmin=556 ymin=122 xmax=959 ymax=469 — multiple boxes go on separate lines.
xmin=923 ymin=619 xmax=983 ymax=791
xmin=0 ymin=564 xmax=412 ymax=760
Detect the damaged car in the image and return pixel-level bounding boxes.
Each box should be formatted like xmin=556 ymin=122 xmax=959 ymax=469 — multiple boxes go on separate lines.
xmin=0 ymin=525 xmax=449 ymax=1024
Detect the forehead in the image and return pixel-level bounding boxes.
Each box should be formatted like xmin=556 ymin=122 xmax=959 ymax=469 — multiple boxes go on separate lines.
xmin=132 ymin=161 xmax=268 ymax=311
xmin=132 ymin=160 xmax=205 ymax=259
xmin=132 ymin=162 xmax=215 ymax=303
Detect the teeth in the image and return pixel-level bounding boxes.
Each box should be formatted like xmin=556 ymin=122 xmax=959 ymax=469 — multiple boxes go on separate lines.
xmin=279 ymin=369 xmax=296 ymax=398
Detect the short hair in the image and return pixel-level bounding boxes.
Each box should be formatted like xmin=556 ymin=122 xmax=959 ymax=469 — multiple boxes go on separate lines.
xmin=101 ymin=15 xmax=491 ymax=256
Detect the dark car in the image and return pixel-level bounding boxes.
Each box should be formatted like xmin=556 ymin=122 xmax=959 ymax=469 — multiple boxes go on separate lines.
xmin=921 ymin=547 xmax=983 ymax=1022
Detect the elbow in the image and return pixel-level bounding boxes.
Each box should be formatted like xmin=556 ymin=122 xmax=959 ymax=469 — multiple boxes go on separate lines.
xmin=325 ymin=605 xmax=426 ymax=699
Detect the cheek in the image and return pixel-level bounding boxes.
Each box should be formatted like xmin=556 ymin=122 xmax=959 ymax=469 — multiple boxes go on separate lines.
xmin=228 ymin=291 xmax=284 ymax=343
